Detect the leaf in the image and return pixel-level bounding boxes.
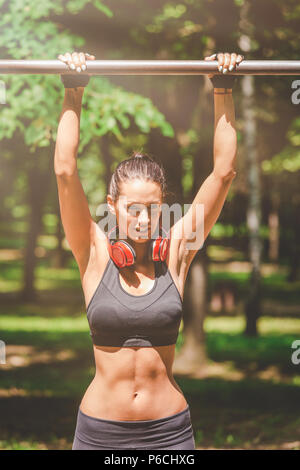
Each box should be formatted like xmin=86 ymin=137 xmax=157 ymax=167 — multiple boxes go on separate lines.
xmin=94 ymin=0 xmax=114 ymax=17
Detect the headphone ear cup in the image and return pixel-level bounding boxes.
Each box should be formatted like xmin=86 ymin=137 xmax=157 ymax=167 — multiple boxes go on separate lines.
xmin=120 ymin=240 xmax=136 ymax=266
xmin=159 ymin=225 xmax=170 ymax=261
xmin=159 ymin=237 xmax=170 ymax=261
xmin=149 ymin=237 xmax=159 ymax=261
xmin=148 ymin=239 xmax=155 ymax=261
xmin=149 ymin=236 xmax=170 ymax=262
xmin=111 ymin=240 xmax=136 ymax=268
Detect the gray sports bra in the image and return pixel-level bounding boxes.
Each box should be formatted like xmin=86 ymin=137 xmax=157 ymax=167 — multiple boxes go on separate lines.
xmin=86 ymin=257 xmax=183 ymax=347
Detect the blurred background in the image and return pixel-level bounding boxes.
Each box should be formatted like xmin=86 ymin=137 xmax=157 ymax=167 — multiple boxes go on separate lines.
xmin=0 ymin=0 xmax=300 ymax=450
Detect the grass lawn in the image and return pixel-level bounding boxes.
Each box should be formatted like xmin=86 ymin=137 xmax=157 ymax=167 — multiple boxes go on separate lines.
xmin=0 ymin=249 xmax=300 ymax=450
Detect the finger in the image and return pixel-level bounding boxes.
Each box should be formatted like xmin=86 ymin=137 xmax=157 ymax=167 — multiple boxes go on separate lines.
xmin=78 ymin=52 xmax=86 ymax=71
xmin=222 ymin=52 xmax=231 ymax=73
xmin=72 ymin=52 xmax=82 ymax=73
xmin=57 ymin=54 xmax=67 ymax=62
xmin=64 ymin=52 xmax=75 ymax=70
xmin=85 ymin=53 xmax=96 ymax=60
xmin=236 ymin=54 xmax=244 ymax=63
xmin=217 ymin=52 xmax=224 ymax=72
xmin=228 ymin=53 xmax=237 ymax=71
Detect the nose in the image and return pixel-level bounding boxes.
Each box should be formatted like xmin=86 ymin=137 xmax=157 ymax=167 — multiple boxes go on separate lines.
xmin=137 ymin=209 xmax=150 ymax=226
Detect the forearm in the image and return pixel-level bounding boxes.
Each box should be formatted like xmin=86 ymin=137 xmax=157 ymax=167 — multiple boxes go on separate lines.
xmin=212 ymin=89 xmax=237 ymax=180
xmin=54 ymin=87 xmax=85 ymax=175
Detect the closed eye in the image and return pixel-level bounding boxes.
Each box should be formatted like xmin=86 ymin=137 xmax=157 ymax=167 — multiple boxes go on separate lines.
xmin=128 ymin=204 xmax=160 ymax=214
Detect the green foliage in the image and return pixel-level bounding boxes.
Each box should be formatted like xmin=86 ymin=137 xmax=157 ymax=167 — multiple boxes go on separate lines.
xmin=146 ymin=3 xmax=187 ymax=33
xmin=262 ymin=117 xmax=300 ymax=174
xmin=78 ymin=81 xmax=174 ymax=149
xmin=66 ymin=0 xmax=113 ymax=17
xmin=0 ymin=0 xmax=174 ymax=153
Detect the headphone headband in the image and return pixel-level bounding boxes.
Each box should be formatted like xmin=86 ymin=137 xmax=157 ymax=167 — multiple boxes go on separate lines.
xmin=107 ymin=224 xmax=170 ymax=268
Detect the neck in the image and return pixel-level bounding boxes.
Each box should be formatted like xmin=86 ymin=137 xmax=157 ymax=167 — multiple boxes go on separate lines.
xmin=129 ymin=240 xmax=152 ymax=265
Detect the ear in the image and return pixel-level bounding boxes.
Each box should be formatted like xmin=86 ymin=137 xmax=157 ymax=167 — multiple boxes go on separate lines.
xmin=107 ymin=194 xmax=116 ymax=216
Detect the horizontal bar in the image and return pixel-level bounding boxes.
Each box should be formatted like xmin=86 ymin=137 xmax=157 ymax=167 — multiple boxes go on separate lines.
xmin=0 ymin=60 xmax=300 ymax=75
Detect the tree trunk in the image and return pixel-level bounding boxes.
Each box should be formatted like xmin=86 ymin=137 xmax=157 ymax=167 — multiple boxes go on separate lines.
xmin=239 ymin=2 xmax=263 ymax=336
xmin=21 ymin=148 xmax=53 ymax=301
xmin=173 ymin=73 xmax=213 ymax=374
xmin=51 ymin=195 xmax=67 ymax=269
xmin=173 ymin=249 xmax=209 ymax=376
xmin=268 ymin=192 xmax=280 ymax=262
xmin=100 ymin=134 xmax=112 ymax=195
xmin=287 ymin=202 xmax=300 ymax=282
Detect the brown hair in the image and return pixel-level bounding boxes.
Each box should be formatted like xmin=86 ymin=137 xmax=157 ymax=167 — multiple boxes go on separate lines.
xmin=109 ymin=150 xmax=171 ymax=203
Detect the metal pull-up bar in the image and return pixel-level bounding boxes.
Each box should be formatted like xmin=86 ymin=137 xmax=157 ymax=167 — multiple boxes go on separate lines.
xmin=0 ymin=60 xmax=300 ymax=75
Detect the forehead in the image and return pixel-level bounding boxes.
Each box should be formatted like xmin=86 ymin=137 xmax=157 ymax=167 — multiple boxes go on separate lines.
xmin=119 ymin=179 xmax=162 ymax=204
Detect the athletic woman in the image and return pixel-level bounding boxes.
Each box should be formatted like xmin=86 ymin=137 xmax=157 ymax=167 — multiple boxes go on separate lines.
xmin=55 ymin=51 xmax=244 ymax=450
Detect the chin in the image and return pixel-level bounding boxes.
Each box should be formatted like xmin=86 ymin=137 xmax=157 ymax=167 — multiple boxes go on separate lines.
xmin=130 ymin=230 xmax=152 ymax=242
xmin=133 ymin=234 xmax=151 ymax=242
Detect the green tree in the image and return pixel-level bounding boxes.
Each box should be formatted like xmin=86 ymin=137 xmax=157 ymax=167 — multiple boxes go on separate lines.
xmin=0 ymin=0 xmax=174 ymax=300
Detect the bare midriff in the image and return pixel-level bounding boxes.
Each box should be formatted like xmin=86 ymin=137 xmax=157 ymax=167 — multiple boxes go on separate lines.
xmin=79 ymin=343 xmax=188 ymax=421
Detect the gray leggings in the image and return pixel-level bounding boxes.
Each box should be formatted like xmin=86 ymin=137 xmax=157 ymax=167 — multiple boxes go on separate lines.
xmin=72 ymin=404 xmax=196 ymax=450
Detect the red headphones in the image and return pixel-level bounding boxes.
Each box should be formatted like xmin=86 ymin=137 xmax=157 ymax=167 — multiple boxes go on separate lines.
xmin=107 ymin=224 xmax=170 ymax=268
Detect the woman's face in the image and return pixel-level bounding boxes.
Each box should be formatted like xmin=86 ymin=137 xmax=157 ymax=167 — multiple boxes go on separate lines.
xmin=108 ymin=179 xmax=163 ymax=243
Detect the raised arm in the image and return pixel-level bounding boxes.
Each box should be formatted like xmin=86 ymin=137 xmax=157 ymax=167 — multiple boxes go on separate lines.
xmin=54 ymin=52 xmax=98 ymax=274
xmin=177 ymin=52 xmax=244 ymax=270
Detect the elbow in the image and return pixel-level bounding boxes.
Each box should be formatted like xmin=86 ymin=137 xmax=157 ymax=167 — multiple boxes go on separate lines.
xmin=225 ymin=168 xmax=237 ymax=181
xmin=54 ymin=164 xmax=77 ymax=177
xmin=213 ymin=167 xmax=237 ymax=182
xmin=54 ymin=156 xmax=77 ymax=177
